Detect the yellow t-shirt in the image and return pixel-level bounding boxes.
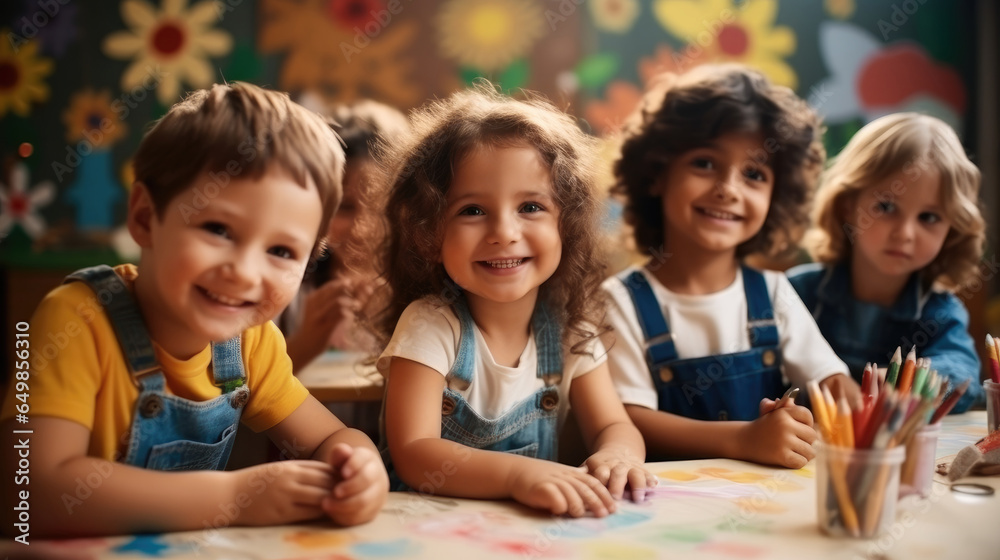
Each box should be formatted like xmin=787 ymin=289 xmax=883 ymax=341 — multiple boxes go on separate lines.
xmin=0 ymin=264 xmax=309 ymax=462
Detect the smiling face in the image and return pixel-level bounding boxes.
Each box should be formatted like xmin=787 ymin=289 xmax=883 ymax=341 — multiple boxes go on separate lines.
xmin=440 ymin=144 xmax=561 ymax=311
xmin=131 ymin=164 xmax=323 ymax=358
xmin=849 ymin=165 xmax=950 ymax=286
xmin=658 ymin=133 xmax=775 ymax=259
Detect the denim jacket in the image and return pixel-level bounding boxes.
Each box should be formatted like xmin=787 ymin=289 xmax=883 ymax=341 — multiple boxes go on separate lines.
xmin=787 ymin=262 xmax=983 ymax=413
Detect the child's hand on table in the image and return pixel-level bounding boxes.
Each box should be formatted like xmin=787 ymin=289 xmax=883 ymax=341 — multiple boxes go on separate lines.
xmin=322 ymin=443 xmax=389 ymax=526
xmin=738 ymin=403 xmax=816 ymax=468
xmin=583 ymin=449 xmax=658 ymax=502
xmin=507 ymin=461 xmax=617 ymax=518
xmin=231 ymin=460 xmax=336 ymax=525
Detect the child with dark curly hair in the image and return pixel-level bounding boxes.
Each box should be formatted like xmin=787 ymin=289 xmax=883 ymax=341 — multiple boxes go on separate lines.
xmin=602 ymin=64 xmax=860 ymax=468
xmin=370 ymin=83 xmax=655 ymax=517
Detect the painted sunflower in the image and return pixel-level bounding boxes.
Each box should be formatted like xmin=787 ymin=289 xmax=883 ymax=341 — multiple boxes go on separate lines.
xmin=102 ymin=0 xmax=233 ymax=105
xmin=0 ymin=31 xmax=53 ymax=117
xmin=653 ymin=0 xmax=798 ymax=89
xmin=63 ymin=89 xmax=128 ymax=147
xmin=436 ymin=0 xmax=545 ymax=72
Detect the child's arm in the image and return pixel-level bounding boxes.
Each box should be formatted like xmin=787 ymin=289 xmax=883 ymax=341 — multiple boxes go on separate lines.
xmin=285 ymin=277 xmax=364 ymax=371
xmin=918 ymin=294 xmax=984 ymax=413
xmin=570 ymin=363 xmax=657 ymax=500
xmin=626 ymin=403 xmax=817 ymax=468
xmin=264 ymin=395 xmax=388 ymax=526
xmin=1 ymin=416 xmax=338 ymax=538
xmin=385 ymin=358 xmax=616 ymax=517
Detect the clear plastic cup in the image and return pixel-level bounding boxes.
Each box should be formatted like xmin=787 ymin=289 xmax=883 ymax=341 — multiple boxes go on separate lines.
xmin=986 ymin=380 xmax=1000 ymax=434
xmin=816 ymin=442 xmax=905 ymax=538
xmin=899 ymin=423 xmax=941 ymax=498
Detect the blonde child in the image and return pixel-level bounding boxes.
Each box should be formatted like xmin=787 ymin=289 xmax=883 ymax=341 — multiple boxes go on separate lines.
xmin=280 ymin=100 xmax=409 ymax=370
xmin=373 ymin=84 xmax=655 ymax=517
xmin=788 ymin=112 xmax=986 ymax=413
xmin=0 ymin=83 xmax=388 ymax=538
xmin=603 ymin=64 xmax=860 ymax=469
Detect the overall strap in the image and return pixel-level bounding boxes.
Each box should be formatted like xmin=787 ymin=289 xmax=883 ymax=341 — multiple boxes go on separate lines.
xmin=65 ymin=265 xmax=160 ymax=377
xmin=210 ymin=337 xmax=246 ymax=392
xmin=531 ymin=302 xmax=563 ymax=385
xmin=741 ymin=266 xmax=778 ymax=347
xmin=446 ymin=295 xmax=477 ymax=390
xmin=619 ymin=270 xmax=678 ymax=365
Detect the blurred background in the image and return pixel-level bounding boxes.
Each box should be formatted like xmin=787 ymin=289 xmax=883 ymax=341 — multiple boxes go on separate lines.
xmin=0 ymin=0 xmax=996 ymax=382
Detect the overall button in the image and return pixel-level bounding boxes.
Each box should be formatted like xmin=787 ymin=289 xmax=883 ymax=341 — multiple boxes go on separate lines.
xmin=541 ymin=393 xmax=559 ymax=411
xmin=762 ymin=350 xmax=776 ymax=367
xmin=441 ymin=396 xmax=456 ymax=416
xmin=230 ymin=387 xmax=249 ymax=409
xmin=718 ymin=410 xmax=729 ymax=421
xmin=659 ymin=367 xmax=673 ymax=383
xmin=140 ymin=394 xmax=163 ymax=418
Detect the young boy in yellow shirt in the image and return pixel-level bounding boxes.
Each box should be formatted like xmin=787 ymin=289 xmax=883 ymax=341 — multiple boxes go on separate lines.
xmin=1 ymin=83 xmax=388 ymax=538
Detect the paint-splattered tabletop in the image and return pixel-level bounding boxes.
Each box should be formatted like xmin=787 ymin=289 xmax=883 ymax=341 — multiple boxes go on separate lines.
xmin=3 ymin=412 xmax=996 ymax=559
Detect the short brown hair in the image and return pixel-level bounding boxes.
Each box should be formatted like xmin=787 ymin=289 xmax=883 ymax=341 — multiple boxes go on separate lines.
xmin=133 ymin=82 xmax=344 ymax=255
xmin=367 ymin=82 xmax=606 ymax=353
xmin=804 ymin=112 xmax=985 ymax=290
xmin=614 ymin=64 xmax=825 ymax=259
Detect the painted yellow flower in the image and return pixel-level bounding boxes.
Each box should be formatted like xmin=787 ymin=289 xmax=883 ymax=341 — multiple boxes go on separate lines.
xmin=436 ymin=0 xmax=545 ymax=72
xmin=63 ymin=89 xmax=128 ymax=147
xmin=590 ymin=0 xmax=640 ymax=34
xmin=102 ymin=0 xmax=233 ymax=105
xmin=825 ymin=0 xmax=855 ymax=20
xmin=0 ymin=31 xmax=53 ymax=117
xmin=653 ymin=0 xmax=798 ymax=89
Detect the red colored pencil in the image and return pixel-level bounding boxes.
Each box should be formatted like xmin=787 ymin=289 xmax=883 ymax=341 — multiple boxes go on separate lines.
xmin=929 ymin=379 xmax=972 ymax=424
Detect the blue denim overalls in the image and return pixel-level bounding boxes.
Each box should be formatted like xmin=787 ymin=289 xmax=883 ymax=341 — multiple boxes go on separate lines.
xmin=68 ymin=265 xmax=248 ymax=471
xmin=383 ymin=296 xmax=564 ymax=489
xmin=619 ymin=266 xmax=786 ymax=421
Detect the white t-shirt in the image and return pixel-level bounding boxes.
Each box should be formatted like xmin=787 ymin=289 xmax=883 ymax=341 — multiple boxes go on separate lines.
xmin=377 ymin=298 xmax=605 ymax=425
xmin=601 ymin=266 xmax=847 ymax=410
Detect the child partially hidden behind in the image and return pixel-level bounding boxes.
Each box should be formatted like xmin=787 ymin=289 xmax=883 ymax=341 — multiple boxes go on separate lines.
xmin=788 ymin=113 xmax=986 ymax=413
xmin=0 ymin=83 xmax=388 ymax=538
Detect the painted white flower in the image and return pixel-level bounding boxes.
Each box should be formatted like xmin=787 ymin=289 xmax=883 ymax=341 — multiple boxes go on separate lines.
xmin=0 ymin=164 xmax=55 ymax=240
xmin=102 ymin=0 xmax=232 ymax=105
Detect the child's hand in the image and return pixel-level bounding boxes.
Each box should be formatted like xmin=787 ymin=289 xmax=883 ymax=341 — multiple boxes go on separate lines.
xmin=507 ymin=461 xmax=616 ymax=518
xmin=321 ymin=443 xmax=389 ymax=526
xmin=821 ymin=373 xmax=863 ymax=410
xmin=232 ymin=460 xmax=335 ymax=525
xmin=582 ymin=450 xmax=657 ymax=502
xmin=737 ymin=405 xmax=816 ymax=468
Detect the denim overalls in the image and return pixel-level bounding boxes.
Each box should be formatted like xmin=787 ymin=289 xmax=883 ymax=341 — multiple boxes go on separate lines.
xmin=619 ymin=266 xmax=786 ymax=421
xmin=383 ymin=296 xmax=564 ymax=489
xmin=68 ymin=265 xmax=248 ymax=471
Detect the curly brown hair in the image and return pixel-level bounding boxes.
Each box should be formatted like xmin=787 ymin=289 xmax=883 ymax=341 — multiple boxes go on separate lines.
xmin=613 ymin=64 xmax=825 ymax=259
xmin=804 ymin=112 xmax=985 ymax=290
xmin=365 ymin=82 xmax=606 ymax=354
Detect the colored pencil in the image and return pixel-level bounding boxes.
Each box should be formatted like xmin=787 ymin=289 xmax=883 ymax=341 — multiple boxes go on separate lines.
xmin=911 ymin=358 xmax=930 ymax=396
xmin=836 ymin=397 xmax=855 ymax=449
xmin=861 ymin=363 xmax=872 ymax=396
xmin=885 ymin=347 xmax=902 ymax=387
xmin=808 ymin=381 xmax=833 ymax=441
xmin=929 ymin=379 xmax=971 ymax=424
xmin=989 ymin=334 xmax=1000 ymax=384
xmin=896 ymin=347 xmax=917 ymax=394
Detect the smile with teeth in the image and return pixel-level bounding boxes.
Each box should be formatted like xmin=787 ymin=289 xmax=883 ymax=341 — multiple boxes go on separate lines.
xmin=698 ymin=208 xmax=741 ymax=220
xmin=200 ymin=287 xmax=249 ymax=307
xmin=482 ymin=258 xmax=525 ymax=269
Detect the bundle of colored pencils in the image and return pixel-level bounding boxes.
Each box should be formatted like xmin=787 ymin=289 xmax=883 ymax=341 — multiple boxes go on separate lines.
xmin=809 ymin=347 xmax=971 ymax=537
xmin=985 ymin=334 xmax=1000 ymax=384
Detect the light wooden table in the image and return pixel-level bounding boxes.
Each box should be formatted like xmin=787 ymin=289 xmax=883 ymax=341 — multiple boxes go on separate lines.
xmin=4 ymin=412 xmax=997 ymax=559
xmin=296 ymin=350 xmax=384 ymax=403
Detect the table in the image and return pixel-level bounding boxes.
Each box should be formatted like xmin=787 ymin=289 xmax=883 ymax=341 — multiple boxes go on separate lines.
xmin=296 ymin=350 xmax=384 ymax=403
xmin=4 ymin=412 xmax=998 ymax=559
